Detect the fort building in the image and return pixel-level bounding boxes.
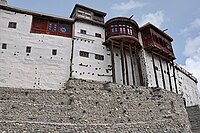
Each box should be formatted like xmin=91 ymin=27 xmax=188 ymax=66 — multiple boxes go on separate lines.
xmin=0 ymin=2 xmax=199 ymax=107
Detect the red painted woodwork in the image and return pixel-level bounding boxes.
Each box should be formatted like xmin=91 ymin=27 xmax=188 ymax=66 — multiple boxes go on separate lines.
xmin=106 ymin=22 xmax=138 ymax=40
xmin=31 ymin=17 xmax=48 ymax=34
xmin=140 ymin=27 xmax=175 ymax=60
xmin=31 ymin=17 xmax=72 ymax=38
xmin=105 ymin=17 xmax=139 ymax=40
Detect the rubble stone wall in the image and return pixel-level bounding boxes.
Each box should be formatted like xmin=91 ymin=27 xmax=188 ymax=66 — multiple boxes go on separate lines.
xmin=0 ymin=79 xmax=192 ymax=132
xmin=186 ymin=105 xmax=200 ymax=133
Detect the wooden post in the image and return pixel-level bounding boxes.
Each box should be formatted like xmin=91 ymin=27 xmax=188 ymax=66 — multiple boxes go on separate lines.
xmin=152 ymin=52 xmax=159 ymax=87
xmin=120 ymin=41 xmax=126 ymax=85
xmin=172 ymin=62 xmax=178 ymax=93
xmin=110 ymin=40 xmax=116 ymax=83
xmin=159 ymin=57 xmax=166 ymax=89
xmin=135 ymin=46 xmax=143 ymax=86
xmin=166 ymin=61 xmax=172 ymax=92
xmin=129 ymin=44 xmax=135 ymax=85
xmin=124 ymin=46 xmax=129 ymax=85
xmin=70 ymin=39 xmax=74 ymax=78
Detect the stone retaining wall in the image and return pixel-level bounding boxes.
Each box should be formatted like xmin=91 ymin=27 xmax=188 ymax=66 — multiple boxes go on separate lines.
xmin=186 ymin=105 xmax=200 ymax=133
xmin=0 ymin=79 xmax=192 ymax=132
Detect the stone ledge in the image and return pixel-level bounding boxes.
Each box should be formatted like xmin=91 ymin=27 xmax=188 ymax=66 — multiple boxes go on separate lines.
xmin=0 ymin=120 xmax=191 ymax=133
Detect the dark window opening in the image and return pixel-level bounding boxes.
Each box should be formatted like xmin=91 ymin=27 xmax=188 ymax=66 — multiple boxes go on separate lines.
xmin=163 ymin=40 xmax=166 ymax=46
xmin=8 ymin=22 xmax=17 ymax=29
xmin=95 ymin=54 xmax=104 ymax=61
xmin=52 ymin=49 xmax=57 ymax=55
xmin=80 ymin=51 xmax=89 ymax=58
xmin=26 ymin=46 xmax=31 ymax=53
xmin=80 ymin=29 xmax=86 ymax=34
xmin=155 ymin=36 xmax=159 ymax=43
xmin=86 ymin=14 xmax=92 ymax=18
xmin=95 ymin=33 xmax=101 ymax=38
xmin=2 ymin=43 xmax=7 ymax=49
xmin=159 ymin=38 xmax=163 ymax=46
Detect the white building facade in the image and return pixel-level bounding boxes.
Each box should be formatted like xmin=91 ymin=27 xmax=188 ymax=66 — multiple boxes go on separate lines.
xmin=0 ymin=3 xmax=199 ymax=106
xmin=0 ymin=5 xmax=73 ymax=90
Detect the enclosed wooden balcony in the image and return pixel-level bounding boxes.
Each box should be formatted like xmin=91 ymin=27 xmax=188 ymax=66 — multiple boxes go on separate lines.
xmin=140 ymin=23 xmax=175 ymax=60
xmin=105 ymin=17 xmax=141 ymax=48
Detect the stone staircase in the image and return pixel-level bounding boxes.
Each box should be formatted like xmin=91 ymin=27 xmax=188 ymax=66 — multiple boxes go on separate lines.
xmin=186 ymin=105 xmax=200 ymax=133
xmin=0 ymin=79 xmax=192 ymax=132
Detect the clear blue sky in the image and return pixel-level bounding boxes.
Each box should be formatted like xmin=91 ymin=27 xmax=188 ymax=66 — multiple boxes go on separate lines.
xmin=7 ymin=0 xmax=200 ymax=89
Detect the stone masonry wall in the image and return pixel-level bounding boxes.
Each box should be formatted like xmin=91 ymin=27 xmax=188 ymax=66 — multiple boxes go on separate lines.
xmin=186 ymin=105 xmax=200 ymax=133
xmin=0 ymin=79 xmax=192 ymax=132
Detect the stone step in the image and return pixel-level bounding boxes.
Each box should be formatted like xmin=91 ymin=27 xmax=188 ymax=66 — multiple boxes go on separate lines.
xmin=0 ymin=120 xmax=191 ymax=133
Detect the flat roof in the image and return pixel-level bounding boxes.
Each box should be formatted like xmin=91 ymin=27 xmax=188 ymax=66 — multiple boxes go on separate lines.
xmin=0 ymin=5 xmax=74 ymax=22
xmin=70 ymin=4 xmax=107 ymax=18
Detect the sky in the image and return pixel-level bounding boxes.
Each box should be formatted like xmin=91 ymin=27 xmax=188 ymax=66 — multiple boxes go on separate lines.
xmin=7 ymin=0 xmax=200 ymax=91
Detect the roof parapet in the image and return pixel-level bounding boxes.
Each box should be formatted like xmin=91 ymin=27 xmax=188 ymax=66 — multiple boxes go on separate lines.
xmin=174 ymin=63 xmax=198 ymax=83
xmin=70 ymin=4 xmax=106 ymax=18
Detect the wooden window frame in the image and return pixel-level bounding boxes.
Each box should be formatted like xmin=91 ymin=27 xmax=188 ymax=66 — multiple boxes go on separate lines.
xmin=31 ymin=17 xmax=72 ymax=38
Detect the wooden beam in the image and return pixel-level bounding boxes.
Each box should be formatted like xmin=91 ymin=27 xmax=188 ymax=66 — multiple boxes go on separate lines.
xmin=135 ymin=46 xmax=143 ymax=86
xmin=152 ymin=52 xmax=159 ymax=87
xmin=124 ymin=47 xmax=129 ymax=85
xmin=172 ymin=62 xmax=178 ymax=94
xmin=159 ymin=57 xmax=166 ymax=89
xmin=166 ymin=61 xmax=173 ymax=92
xmin=129 ymin=43 xmax=135 ymax=85
xmin=120 ymin=41 xmax=126 ymax=85
xmin=110 ymin=40 xmax=116 ymax=83
xmin=70 ymin=39 xmax=75 ymax=78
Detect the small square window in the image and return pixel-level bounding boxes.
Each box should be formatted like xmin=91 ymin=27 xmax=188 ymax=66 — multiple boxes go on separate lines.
xmin=80 ymin=51 xmax=89 ymax=58
xmin=8 ymin=22 xmax=17 ymax=29
xmin=2 ymin=43 xmax=7 ymax=49
xmin=80 ymin=29 xmax=86 ymax=34
xmin=26 ymin=46 xmax=31 ymax=53
xmin=52 ymin=49 xmax=57 ymax=55
xmin=95 ymin=33 xmax=101 ymax=38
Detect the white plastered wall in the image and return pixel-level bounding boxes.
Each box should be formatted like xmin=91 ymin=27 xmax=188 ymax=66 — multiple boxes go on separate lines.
xmin=140 ymin=46 xmax=199 ymax=106
xmin=113 ymin=48 xmax=140 ymax=85
xmin=176 ymin=68 xmax=200 ymax=106
xmin=0 ymin=9 xmax=72 ymax=90
xmin=72 ymin=21 xmax=112 ymax=82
